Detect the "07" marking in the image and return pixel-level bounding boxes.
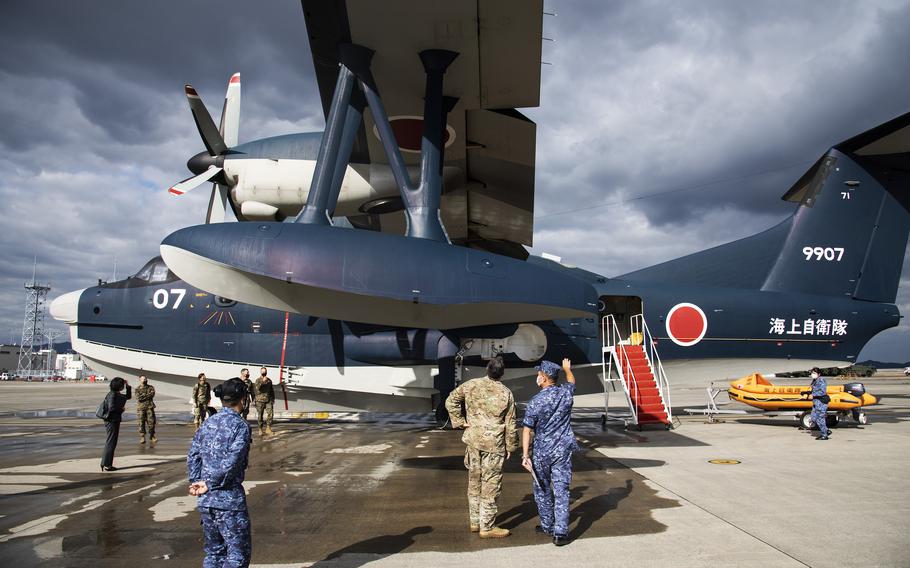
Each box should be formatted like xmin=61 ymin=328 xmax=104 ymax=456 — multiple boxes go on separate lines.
xmin=802 ymin=247 xmax=844 ymax=261
xmin=152 ymin=288 xmax=186 ymax=309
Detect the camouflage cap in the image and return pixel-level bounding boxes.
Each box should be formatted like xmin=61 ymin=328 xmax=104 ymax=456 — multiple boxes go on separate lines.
xmin=535 ymin=360 xmax=561 ymax=379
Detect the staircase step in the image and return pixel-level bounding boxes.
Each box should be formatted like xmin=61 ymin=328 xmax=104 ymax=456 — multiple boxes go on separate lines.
xmin=627 ymin=372 xmax=654 ymax=381
xmin=637 ymin=403 xmax=667 ymax=413
xmin=631 ymin=395 xmax=663 ymax=406
xmin=638 ymin=410 xmax=669 ymax=420
xmin=638 ymin=416 xmax=669 ymax=425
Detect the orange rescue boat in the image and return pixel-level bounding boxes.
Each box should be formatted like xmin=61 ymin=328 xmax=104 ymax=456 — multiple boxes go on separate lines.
xmin=728 ymin=373 xmax=878 ymax=411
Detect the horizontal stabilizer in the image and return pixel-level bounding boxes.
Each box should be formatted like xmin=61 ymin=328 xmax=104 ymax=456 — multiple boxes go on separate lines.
xmin=835 ymin=111 xmax=910 ymax=157
xmin=783 ymin=111 xmax=910 ymax=204
xmin=168 ymin=166 xmax=223 ymax=196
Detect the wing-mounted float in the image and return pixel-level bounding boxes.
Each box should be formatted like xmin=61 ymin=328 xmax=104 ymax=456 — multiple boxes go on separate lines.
xmin=161 ymin=0 xmax=599 ymax=329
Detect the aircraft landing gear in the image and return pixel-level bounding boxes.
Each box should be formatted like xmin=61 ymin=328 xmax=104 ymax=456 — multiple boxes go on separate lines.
xmin=852 ymin=409 xmax=868 ymax=425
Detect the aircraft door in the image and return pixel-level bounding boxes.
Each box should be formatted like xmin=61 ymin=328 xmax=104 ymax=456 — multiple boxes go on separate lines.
xmin=599 ymin=296 xmax=643 ymax=342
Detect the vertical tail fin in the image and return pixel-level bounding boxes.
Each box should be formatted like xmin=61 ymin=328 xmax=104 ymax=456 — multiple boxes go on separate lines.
xmin=761 ymin=112 xmax=910 ymax=302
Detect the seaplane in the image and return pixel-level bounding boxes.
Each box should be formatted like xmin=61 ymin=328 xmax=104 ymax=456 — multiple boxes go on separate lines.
xmin=52 ymin=0 xmax=910 ymax=429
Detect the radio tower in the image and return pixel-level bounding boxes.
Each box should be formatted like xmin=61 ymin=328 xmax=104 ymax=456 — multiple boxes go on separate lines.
xmin=17 ymin=260 xmax=51 ymax=379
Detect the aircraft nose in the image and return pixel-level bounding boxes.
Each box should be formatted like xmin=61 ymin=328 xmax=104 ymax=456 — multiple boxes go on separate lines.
xmin=50 ymin=288 xmax=85 ymax=323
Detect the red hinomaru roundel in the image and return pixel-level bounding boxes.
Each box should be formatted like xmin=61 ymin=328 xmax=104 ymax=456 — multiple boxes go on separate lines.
xmin=665 ymin=303 xmax=707 ymax=347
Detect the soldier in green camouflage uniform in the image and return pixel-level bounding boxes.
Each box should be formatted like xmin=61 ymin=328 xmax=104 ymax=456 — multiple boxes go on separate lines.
xmin=254 ymin=367 xmax=275 ymax=436
xmin=445 ymin=356 xmax=518 ymax=539
xmin=135 ymin=375 xmax=157 ymax=444
xmin=192 ymin=373 xmax=212 ymax=430
xmin=239 ymin=368 xmax=254 ymax=421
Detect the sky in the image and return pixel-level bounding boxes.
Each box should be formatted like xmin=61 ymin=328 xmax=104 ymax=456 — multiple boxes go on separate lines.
xmin=0 ymin=0 xmax=907 ymax=361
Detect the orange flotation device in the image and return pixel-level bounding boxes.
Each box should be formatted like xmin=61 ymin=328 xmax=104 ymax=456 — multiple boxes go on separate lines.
xmin=727 ymin=373 xmax=877 ymax=411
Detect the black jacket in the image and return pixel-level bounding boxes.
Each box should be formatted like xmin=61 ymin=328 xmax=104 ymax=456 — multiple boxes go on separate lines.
xmin=104 ymin=385 xmax=132 ymax=423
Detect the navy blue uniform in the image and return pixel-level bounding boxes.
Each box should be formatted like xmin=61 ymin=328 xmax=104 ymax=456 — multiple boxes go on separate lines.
xmin=810 ymin=376 xmax=830 ymax=437
xmin=523 ymin=382 xmax=579 ymax=537
xmin=188 ymin=407 xmax=253 ymax=567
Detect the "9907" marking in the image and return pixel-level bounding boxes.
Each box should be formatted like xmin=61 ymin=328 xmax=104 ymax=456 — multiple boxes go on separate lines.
xmin=802 ymin=247 xmax=844 ymax=261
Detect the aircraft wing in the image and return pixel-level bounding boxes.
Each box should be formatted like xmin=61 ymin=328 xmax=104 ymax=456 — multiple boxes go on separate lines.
xmin=302 ymin=0 xmax=542 ymax=256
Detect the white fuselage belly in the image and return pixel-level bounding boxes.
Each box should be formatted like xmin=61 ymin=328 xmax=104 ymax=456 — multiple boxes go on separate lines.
xmin=69 ymin=329 xmax=438 ymax=413
xmin=68 ymin=327 xmax=844 ymax=413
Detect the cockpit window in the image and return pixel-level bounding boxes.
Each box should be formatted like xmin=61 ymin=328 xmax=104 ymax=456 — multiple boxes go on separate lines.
xmin=150 ymin=264 xmax=170 ymax=283
xmin=134 ymin=263 xmax=155 ymax=282
xmin=133 ymin=257 xmax=174 ymax=283
xmin=102 ymin=256 xmax=178 ymax=288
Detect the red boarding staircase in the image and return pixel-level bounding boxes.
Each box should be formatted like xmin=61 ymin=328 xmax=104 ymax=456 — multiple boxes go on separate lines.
xmin=615 ymin=345 xmax=669 ymax=425
xmin=601 ymin=314 xmax=673 ymax=429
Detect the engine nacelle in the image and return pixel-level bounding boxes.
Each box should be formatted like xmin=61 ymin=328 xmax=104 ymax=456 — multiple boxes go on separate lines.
xmin=225 ymin=158 xmax=462 ymax=220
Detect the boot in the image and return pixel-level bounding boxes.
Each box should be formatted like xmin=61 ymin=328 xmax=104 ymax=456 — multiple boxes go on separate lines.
xmin=259 ymin=426 xmax=265 ymax=437
xmin=265 ymin=426 xmax=274 ymax=436
xmin=479 ymin=527 xmax=510 ymax=539
xmin=139 ymin=435 xmax=146 ymax=444
xmin=150 ymin=435 xmax=157 ymax=444
xmin=469 ymin=524 xmax=480 ymax=533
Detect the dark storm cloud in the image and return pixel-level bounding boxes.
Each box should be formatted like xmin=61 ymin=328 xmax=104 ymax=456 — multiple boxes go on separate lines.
xmin=0 ymin=0 xmax=320 ymax=148
xmin=0 ymin=0 xmax=907 ymax=361
xmin=531 ymin=0 xmax=910 ymax=229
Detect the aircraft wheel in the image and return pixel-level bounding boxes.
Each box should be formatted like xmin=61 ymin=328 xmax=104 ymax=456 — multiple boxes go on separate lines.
xmin=852 ymin=409 xmax=868 ymax=425
xmin=799 ymin=412 xmax=814 ymax=430
xmin=825 ymin=415 xmax=839 ymax=428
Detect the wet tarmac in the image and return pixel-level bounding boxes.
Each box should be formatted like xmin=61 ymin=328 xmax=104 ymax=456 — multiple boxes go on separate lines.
xmin=1 ymin=378 xmax=909 ymax=567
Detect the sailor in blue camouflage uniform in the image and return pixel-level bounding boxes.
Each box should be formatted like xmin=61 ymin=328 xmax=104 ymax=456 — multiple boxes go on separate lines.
xmin=808 ymin=367 xmax=831 ymax=440
xmin=521 ymin=358 xmax=579 ymax=546
xmin=188 ymin=378 xmax=253 ymax=567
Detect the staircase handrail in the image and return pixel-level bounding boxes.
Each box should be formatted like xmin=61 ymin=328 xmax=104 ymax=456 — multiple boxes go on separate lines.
xmin=601 ymin=314 xmax=639 ymax=425
xmin=630 ymin=314 xmax=673 ymax=422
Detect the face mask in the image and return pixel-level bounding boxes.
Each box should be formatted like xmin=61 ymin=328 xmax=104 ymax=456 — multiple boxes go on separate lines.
xmin=536 ymin=375 xmax=545 ymax=387
xmin=811 ymin=373 xmax=819 ymax=379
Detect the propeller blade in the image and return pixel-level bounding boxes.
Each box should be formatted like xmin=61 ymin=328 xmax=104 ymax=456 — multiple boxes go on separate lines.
xmin=168 ymin=166 xmax=223 ymax=196
xmin=205 ymin=183 xmax=229 ymax=224
xmin=219 ymin=73 xmax=241 ymax=147
xmin=185 ymin=84 xmax=228 ymax=156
